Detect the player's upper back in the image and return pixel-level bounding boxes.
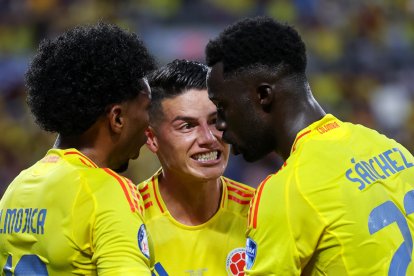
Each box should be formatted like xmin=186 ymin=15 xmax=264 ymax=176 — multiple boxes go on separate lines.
xmin=0 ymin=148 xmax=144 ymax=275
xmin=278 ymin=114 xmax=414 ymax=274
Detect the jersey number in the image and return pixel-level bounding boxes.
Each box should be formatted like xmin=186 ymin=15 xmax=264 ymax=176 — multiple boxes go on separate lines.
xmin=3 ymin=254 xmax=48 ymax=275
xmin=368 ymin=190 xmax=414 ymax=275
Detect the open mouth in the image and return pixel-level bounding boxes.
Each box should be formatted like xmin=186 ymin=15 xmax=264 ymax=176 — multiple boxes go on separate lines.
xmin=191 ymin=150 xmax=221 ymax=162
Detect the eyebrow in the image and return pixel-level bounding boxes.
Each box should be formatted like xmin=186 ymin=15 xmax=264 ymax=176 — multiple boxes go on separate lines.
xmin=172 ymin=111 xmax=217 ymax=123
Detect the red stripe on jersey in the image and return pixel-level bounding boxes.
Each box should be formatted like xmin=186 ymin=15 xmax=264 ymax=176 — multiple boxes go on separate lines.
xmin=142 ymin=193 xmax=150 ymax=201
xmin=248 ymin=193 xmax=254 ymax=227
xmin=228 ymin=195 xmax=251 ymax=205
xmin=144 ymin=201 xmax=153 ymax=209
xmin=228 ymin=186 xmax=254 ymax=198
xmin=226 ymin=179 xmax=251 ymax=191
xmin=151 ymin=177 xmax=164 ymax=213
xmin=221 ymin=185 xmax=227 ymax=208
xmin=136 ymin=193 xmax=144 ymax=215
xmin=125 ymin=178 xmax=139 ymax=211
xmin=291 ymin=130 xmax=311 ymax=153
xmin=136 ymin=189 xmax=143 ymax=201
xmin=274 ymin=161 xmax=288 ymax=174
xmin=252 ymin=175 xmax=272 ymax=229
xmin=64 ymin=151 xmax=98 ymax=168
xmin=103 ymin=168 xmax=136 ymax=212
xmin=79 ymin=158 xmax=93 ymax=168
xmin=139 ymin=184 xmax=149 ymax=193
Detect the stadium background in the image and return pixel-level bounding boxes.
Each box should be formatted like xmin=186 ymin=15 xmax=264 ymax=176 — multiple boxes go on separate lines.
xmin=1 ymin=0 xmax=413 ymax=196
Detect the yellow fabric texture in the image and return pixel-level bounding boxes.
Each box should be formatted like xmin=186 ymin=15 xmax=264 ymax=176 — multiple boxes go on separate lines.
xmin=139 ymin=170 xmax=255 ymax=276
xmin=246 ymin=114 xmax=414 ymax=275
xmin=0 ymin=148 xmax=152 ymax=275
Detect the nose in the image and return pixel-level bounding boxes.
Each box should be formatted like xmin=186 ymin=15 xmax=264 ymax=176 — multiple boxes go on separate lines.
xmin=215 ymin=116 xmax=226 ymax=131
xmin=198 ymin=124 xmax=218 ymax=145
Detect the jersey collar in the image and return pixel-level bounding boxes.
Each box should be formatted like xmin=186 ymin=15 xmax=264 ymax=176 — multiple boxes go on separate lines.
xmin=290 ymin=114 xmax=340 ymax=154
xmin=151 ymin=169 xmax=227 ymax=228
xmin=44 ymin=148 xmax=98 ymax=168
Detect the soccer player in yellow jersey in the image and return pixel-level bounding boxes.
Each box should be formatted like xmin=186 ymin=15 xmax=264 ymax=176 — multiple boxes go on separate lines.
xmin=206 ymin=16 xmax=414 ymax=275
xmin=138 ymin=60 xmax=255 ymax=276
xmin=0 ymin=23 xmax=156 ymax=275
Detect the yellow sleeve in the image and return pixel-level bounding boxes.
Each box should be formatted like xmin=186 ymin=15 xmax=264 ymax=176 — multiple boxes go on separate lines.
xmin=245 ymin=172 xmax=325 ymax=275
xmin=91 ymin=173 xmax=152 ymax=275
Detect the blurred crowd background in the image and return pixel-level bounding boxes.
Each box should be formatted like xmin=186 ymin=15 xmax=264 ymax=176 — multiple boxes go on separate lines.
xmin=1 ymin=0 xmax=414 ymax=196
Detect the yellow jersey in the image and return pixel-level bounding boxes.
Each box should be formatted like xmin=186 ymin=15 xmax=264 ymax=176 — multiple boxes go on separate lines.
xmin=246 ymin=114 xmax=414 ymax=275
xmin=139 ymin=170 xmax=255 ymax=276
xmin=0 ymin=148 xmax=152 ymax=275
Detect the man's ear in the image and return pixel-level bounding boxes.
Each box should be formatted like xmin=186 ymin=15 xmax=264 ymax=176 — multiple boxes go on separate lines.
xmin=145 ymin=126 xmax=159 ymax=153
xmin=107 ymin=104 xmax=124 ymax=134
xmin=256 ymin=83 xmax=274 ymax=111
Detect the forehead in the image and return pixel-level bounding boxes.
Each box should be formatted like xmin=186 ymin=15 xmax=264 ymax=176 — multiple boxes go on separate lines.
xmin=161 ymin=89 xmax=216 ymax=118
xmin=207 ymin=63 xmax=225 ymax=99
xmin=207 ymin=63 xmax=244 ymax=102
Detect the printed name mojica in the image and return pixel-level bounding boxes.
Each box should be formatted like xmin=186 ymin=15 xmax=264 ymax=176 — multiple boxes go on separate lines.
xmin=0 ymin=208 xmax=47 ymax=234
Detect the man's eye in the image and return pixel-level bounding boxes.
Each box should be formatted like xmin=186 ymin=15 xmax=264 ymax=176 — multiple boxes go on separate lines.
xmin=180 ymin=123 xmax=193 ymax=130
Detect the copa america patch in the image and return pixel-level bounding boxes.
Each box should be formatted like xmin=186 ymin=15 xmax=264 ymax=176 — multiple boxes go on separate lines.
xmin=226 ymin=247 xmax=246 ymax=276
xmin=245 ymin=237 xmax=257 ymax=270
xmin=137 ymin=224 xmax=150 ymax=259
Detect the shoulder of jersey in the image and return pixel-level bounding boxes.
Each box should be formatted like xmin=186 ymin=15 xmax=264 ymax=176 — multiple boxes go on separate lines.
xmin=55 ymin=150 xmax=142 ymax=213
xmin=101 ymin=168 xmax=142 ymax=213
xmin=223 ymin=177 xmax=255 ymax=208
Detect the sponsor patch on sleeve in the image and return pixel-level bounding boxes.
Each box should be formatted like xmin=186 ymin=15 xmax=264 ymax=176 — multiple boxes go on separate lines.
xmin=245 ymin=237 xmax=257 ymax=270
xmin=137 ymin=224 xmax=150 ymax=259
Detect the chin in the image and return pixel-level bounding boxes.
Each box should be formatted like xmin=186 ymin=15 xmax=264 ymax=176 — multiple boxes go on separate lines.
xmin=190 ymin=167 xmax=223 ymax=181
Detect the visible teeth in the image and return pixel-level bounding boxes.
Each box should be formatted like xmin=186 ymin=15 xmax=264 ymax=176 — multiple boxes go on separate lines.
xmin=193 ymin=151 xmax=218 ymax=161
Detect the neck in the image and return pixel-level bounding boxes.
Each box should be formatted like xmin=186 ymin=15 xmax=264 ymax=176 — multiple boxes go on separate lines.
xmin=278 ymin=82 xmax=326 ymax=160
xmin=158 ymin=170 xmax=223 ymax=226
xmin=54 ymin=132 xmax=108 ymax=169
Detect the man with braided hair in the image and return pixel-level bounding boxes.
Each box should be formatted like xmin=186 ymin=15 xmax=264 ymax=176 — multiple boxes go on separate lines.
xmin=0 ymin=22 xmax=156 ymax=275
xmin=206 ymin=16 xmax=414 ymax=275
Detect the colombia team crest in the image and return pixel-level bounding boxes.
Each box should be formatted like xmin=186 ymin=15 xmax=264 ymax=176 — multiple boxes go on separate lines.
xmin=226 ymin=248 xmax=246 ymax=276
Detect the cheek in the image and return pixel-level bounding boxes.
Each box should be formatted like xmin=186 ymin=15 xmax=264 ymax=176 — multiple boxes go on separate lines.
xmin=128 ymin=120 xmax=148 ymax=146
xmin=226 ymin=106 xmax=241 ymax=125
xmin=222 ymin=144 xmax=230 ymax=159
xmin=135 ymin=110 xmax=150 ymax=131
xmin=169 ymin=137 xmax=196 ymax=161
xmin=225 ymin=113 xmax=254 ymax=145
xmin=141 ymin=111 xmax=150 ymax=126
xmin=225 ymin=113 xmax=243 ymax=134
xmin=157 ymin=143 xmax=187 ymax=168
xmin=158 ymin=135 xmax=185 ymax=153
